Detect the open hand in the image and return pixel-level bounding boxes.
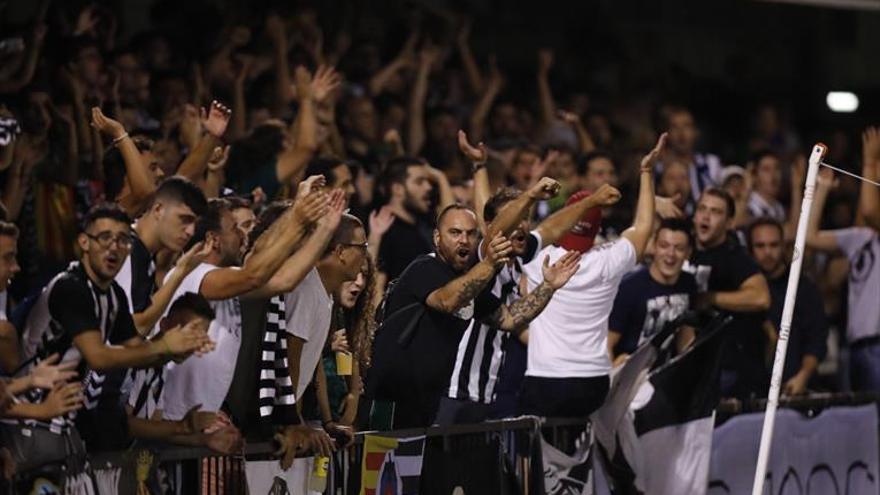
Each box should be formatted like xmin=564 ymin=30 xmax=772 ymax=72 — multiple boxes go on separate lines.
xmin=201 ymin=100 xmax=231 ymax=138
xmin=369 ymin=206 xmax=395 ymax=238
xmin=641 ymin=133 xmax=667 ymax=172
xmin=542 ymin=250 xmax=580 ymax=289
xmin=207 ymin=145 xmax=230 ymax=172
xmin=29 ymin=354 xmax=78 ymax=390
xmin=330 ymin=329 xmax=350 ymax=353
xmin=457 ymin=130 xmax=487 ymax=165
xmin=311 ymin=65 xmax=342 ymax=103
xmin=317 ymin=189 xmax=347 ymax=231
xmin=41 ymin=382 xmax=84 ymax=420
xmin=654 ymin=193 xmax=682 ymax=219
xmin=90 ymin=107 xmax=126 ymax=140
xmin=176 ymin=239 xmax=213 ymax=273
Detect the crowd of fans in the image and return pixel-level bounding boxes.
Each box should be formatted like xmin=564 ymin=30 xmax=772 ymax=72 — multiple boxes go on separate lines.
xmin=0 ymin=0 xmax=878 ymax=485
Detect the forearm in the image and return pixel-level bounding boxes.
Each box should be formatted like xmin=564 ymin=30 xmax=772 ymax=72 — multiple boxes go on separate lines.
xmin=806 ymin=185 xmax=834 ymax=251
xmin=127 ymin=416 xmax=191 ymax=440
xmin=252 ymin=224 xmax=333 ymax=297
xmin=860 ymin=160 xmax=880 ymax=230
xmin=0 ymin=143 xmax=13 ymax=171
xmin=708 ymin=288 xmax=769 ymax=312
xmin=536 ymin=196 xmax=600 ymax=246
xmin=272 ymin=36 xmax=291 ymax=114
xmin=277 ymin=100 xmax=317 ymax=184
xmin=406 ymin=64 xmax=430 ymax=155
xmin=315 ymin=364 xmax=333 ymax=424
xmin=458 ymin=41 xmax=484 ymax=94
xmin=81 ymin=341 xmax=167 ymax=371
xmin=473 ymin=167 xmax=491 ymax=233
xmin=4 ymin=401 xmax=56 ymax=420
xmin=3 ymin=168 xmax=28 ymax=221
xmin=468 ymin=86 xmax=499 ymax=143
xmin=0 ymin=321 xmax=20 ymax=374
xmin=796 ymin=355 xmax=819 ymax=380
xmin=572 ymin=122 xmax=596 ymax=154
xmin=622 ymin=169 xmax=655 ymax=259
xmin=132 ymin=267 xmax=189 ymax=334
xmin=427 ymin=260 xmax=496 ymax=313
xmin=367 ymin=232 xmax=383 ymax=264
xmin=116 ymin=135 xmax=155 ymax=201
xmin=368 ymin=59 xmax=405 ymax=96
xmin=486 ymin=193 xmax=535 ymax=242
xmin=177 ymin=134 xmax=220 ymax=181
xmin=202 ymin=169 xmax=224 ymax=198
xmin=6 ymin=376 xmax=31 ymax=395
xmin=231 ymin=81 xmax=247 ymax=140
xmin=72 ymin=98 xmax=92 ymax=155
xmin=536 ymin=72 xmax=556 ymax=127
xmin=0 ymin=40 xmax=41 ymax=93
xmin=499 ymin=281 xmax=555 ymax=331
xmin=433 ymin=174 xmax=456 ymax=214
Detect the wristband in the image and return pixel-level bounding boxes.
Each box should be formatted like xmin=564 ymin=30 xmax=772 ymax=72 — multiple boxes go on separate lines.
xmin=112 ymin=132 xmax=129 ymax=146
xmin=472 ymin=161 xmax=486 ymax=173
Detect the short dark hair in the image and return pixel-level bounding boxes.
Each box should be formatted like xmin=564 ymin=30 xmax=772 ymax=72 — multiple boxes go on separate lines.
xmin=436 ymin=204 xmax=474 ymax=227
xmin=82 ymin=203 xmax=131 ymax=232
xmin=380 ymin=157 xmax=426 ymax=195
xmin=577 ymin=150 xmax=614 ymax=177
xmin=483 ymin=187 xmax=522 ymax=222
xmin=104 ymin=135 xmax=154 ymax=201
xmin=656 ymin=217 xmax=694 ymax=247
xmin=224 ymin=195 xmax=252 ymax=211
xmin=248 ymin=200 xmax=290 ymax=248
xmin=153 ymin=176 xmax=207 ymax=217
xmin=187 ymin=198 xmax=232 ymax=250
xmin=168 ymin=292 xmax=215 ymax=321
xmin=0 ymin=221 xmax=19 ymax=239
xmin=326 ymin=214 xmax=365 ymax=256
xmin=750 ymin=149 xmax=779 ymax=168
xmin=305 ymin=156 xmax=346 ymax=186
xmin=699 ymin=187 xmax=736 ymax=219
xmin=747 ymin=216 xmax=784 ymax=252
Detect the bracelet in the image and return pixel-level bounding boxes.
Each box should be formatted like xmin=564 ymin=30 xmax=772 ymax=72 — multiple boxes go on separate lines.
xmin=156 ymin=338 xmax=171 ymax=357
xmin=112 ymin=132 xmax=129 ymax=146
xmin=472 ymin=162 xmax=486 ymax=173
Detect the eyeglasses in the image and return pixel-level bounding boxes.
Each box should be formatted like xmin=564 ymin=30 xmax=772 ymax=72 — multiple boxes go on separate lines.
xmin=86 ymin=232 xmax=133 ymax=249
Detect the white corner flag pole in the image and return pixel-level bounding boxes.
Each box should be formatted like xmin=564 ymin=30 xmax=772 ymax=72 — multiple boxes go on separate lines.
xmin=751 ymin=142 xmax=827 ymax=495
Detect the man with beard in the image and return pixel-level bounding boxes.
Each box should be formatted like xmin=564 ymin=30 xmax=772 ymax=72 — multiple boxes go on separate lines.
xmin=609 ymin=218 xmax=698 ymax=365
xmin=377 ymin=157 xmax=454 ymax=280
xmin=685 ymin=187 xmax=771 ymax=399
xmin=748 ymin=217 xmax=827 ymax=396
xmin=518 ymin=134 xmax=666 ymax=418
xmin=655 ymin=106 xmax=723 ymax=201
xmin=17 ymin=203 xmax=211 ymax=454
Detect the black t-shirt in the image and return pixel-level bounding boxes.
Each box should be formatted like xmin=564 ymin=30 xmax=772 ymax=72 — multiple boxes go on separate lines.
xmin=384 ymin=254 xmax=501 ymax=426
xmin=115 ymin=231 xmax=155 ymax=313
xmin=378 ymin=216 xmax=434 ymax=281
xmin=609 ymin=266 xmax=697 ymax=355
xmin=766 ymin=269 xmax=829 ymax=382
xmin=686 ymin=237 xmax=767 ymax=397
xmin=26 ymin=263 xmax=137 ymax=447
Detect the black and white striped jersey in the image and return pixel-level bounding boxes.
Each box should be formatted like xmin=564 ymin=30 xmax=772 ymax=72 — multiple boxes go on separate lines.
xmin=18 ymin=262 xmax=137 ymax=434
xmin=125 ymin=366 xmax=165 ymax=420
xmin=114 ymin=232 xmax=156 ymax=316
xmin=446 ymin=231 xmax=541 ymax=404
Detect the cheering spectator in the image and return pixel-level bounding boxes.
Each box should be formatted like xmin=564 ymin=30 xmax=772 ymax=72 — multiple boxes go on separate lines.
xmin=518 ymin=134 xmax=664 ymax=418
xmin=686 ymin=188 xmax=771 ymax=399
xmin=656 ymin=106 xmax=723 ymax=200
xmin=748 ymin=217 xmax=828 ymax=396
xmin=807 ymin=168 xmax=880 ymax=392
xmin=608 ymin=218 xmax=698 ymax=365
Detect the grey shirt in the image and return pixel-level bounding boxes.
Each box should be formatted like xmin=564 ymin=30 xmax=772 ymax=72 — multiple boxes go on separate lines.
xmin=833 ymin=228 xmax=880 ymax=342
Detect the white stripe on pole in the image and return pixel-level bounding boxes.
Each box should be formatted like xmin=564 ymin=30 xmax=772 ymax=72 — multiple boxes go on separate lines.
xmin=750 ymin=143 xmax=827 ymax=495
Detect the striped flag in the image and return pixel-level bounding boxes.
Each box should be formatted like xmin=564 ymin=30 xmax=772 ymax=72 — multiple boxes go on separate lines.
xmin=360 ymin=435 xmax=426 ymax=495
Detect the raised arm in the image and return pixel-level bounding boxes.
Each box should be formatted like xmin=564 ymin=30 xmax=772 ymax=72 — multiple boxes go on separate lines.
xmin=425 ymin=164 xmax=456 ymax=215
xmin=536 ymin=49 xmax=557 ymax=129
xmin=247 ymin=190 xmax=346 ymax=298
xmin=860 ymin=127 xmax=880 ymax=230
xmin=558 ymin=110 xmax=596 ymax=155
xmin=621 ymin=133 xmax=665 ymax=261
xmin=468 ymin=57 xmax=504 ymax=143
xmin=487 ymin=251 xmax=579 ymax=331
xmin=483 ymin=177 xmax=560 ymax=254
xmin=458 ymin=130 xmax=490 ymax=231
xmin=456 ymin=20 xmax=484 ymax=95
xmin=74 ymin=321 xmax=211 ymax=371
xmin=177 ymin=101 xmax=231 ymax=181
xmin=406 ymin=46 xmax=438 ymax=155
xmin=369 ymin=32 xmax=416 ymax=96
xmin=199 ymin=186 xmax=333 ymax=300
xmin=276 ymin=67 xmax=332 ymax=185
xmin=784 ymin=155 xmax=806 ymax=241
xmin=426 ymin=233 xmax=510 ymax=313
xmin=266 ymin=15 xmax=292 ymax=115
xmin=92 ymin=107 xmax=155 ymax=206
xmin=535 ymin=183 xmax=621 ymax=246
xmin=0 ymin=24 xmax=46 ymax=94
xmin=230 ymin=56 xmax=252 ymax=140
xmin=367 ymin=206 xmax=395 ymax=264
xmin=805 ymin=168 xmax=841 ymax=253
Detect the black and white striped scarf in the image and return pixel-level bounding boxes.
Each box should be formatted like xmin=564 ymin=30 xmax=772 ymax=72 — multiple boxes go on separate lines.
xmin=258 ymin=295 xmax=297 ymax=424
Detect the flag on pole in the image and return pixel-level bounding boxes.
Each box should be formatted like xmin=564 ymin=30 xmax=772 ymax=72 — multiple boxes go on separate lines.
xmin=594 ymin=313 xmax=728 ymax=495
xmin=360 ymin=435 xmax=426 ymax=495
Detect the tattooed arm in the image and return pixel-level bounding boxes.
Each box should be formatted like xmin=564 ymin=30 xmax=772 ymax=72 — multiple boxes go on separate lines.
xmin=426 ymin=233 xmax=511 ymax=314
xmin=486 ymin=250 xmax=580 ymax=332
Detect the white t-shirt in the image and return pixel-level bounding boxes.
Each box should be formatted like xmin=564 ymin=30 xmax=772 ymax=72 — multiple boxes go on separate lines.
xmin=285 ymin=267 xmax=334 ymax=398
xmin=522 ymin=239 xmax=636 ymax=378
xmin=159 ymin=263 xmax=243 ymax=420
xmin=833 ymin=228 xmax=880 ymax=342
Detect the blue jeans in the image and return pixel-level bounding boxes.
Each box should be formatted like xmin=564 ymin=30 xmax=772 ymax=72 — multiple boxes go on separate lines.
xmin=850 ymin=338 xmax=880 ymax=392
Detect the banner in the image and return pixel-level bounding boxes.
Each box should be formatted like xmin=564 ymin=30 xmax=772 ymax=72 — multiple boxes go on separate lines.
xmin=708 ymin=405 xmax=879 ymax=495
xmin=541 ymin=431 xmax=593 ymax=495
xmin=360 ymin=435 xmax=425 ymax=495
xmin=245 ymin=458 xmax=312 ymax=495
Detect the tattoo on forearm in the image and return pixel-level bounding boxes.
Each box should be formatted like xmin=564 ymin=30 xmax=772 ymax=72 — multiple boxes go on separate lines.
xmin=454 ymin=278 xmax=488 ymax=310
xmin=505 ymin=282 xmax=555 ymax=329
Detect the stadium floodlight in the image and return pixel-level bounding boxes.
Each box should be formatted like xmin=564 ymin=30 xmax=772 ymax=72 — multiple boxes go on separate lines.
xmin=826 ymin=91 xmax=859 ymax=112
